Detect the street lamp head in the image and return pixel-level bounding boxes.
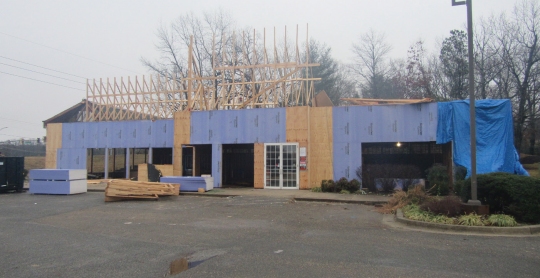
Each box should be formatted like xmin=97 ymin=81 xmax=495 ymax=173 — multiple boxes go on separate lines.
xmin=452 ymin=0 xmax=466 ymax=6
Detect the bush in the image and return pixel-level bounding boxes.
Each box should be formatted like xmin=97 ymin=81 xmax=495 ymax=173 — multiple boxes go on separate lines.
xmin=454 ymin=165 xmax=467 ymax=182
xmin=347 ymin=179 xmax=361 ymax=193
xmin=311 ymin=187 xmax=322 ymax=192
xmin=406 ymin=185 xmax=431 ymax=205
xmin=426 ymin=164 xmax=450 ymax=196
xmin=378 ymin=185 xmax=432 ymax=214
xmin=321 ymin=180 xmax=336 ymax=193
xmin=430 ymin=214 xmax=455 ymax=225
xmin=458 ymin=172 xmax=540 ymax=224
xmin=458 ymin=213 xmax=484 ymax=226
xmin=403 ymin=205 xmax=433 ymax=222
xmin=486 ymin=214 xmax=518 ymax=227
xmin=335 ymin=177 xmax=349 ymax=192
xmin=379 ymin=178 xmax=396 ymax=193
xmin=420 ymin=196 xmax=462 ymax=217
xmin=363 ymin=164 xmax=422 ymax=192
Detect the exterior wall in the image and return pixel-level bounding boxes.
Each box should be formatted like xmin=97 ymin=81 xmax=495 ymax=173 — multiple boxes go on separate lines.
xmin=173 ymin=111 xmax=191 ymax=176
xmin=45 ymin=123 xmax=62 ymax=169
xmin=286 ymin=107 xmax=309 ymax=189
xmin=309 ymin=107 xmax=334 ymax=188
xmin=46 ymin=103 xmax=439 ymax=189
xmin=332 ymin=103 xmax=438 ymax=180
xmin=190 ymin=108 xmax=286 ymax=144
xmin=60 ymin=120 xmax=173 ymax=149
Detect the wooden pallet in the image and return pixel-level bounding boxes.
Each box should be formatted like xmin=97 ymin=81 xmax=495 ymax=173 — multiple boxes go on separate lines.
xmin=104 ymin=180 xmax=180 ymax=202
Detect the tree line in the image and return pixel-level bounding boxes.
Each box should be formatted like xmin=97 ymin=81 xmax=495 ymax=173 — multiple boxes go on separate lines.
xmin=142 ymin=1 xmax=540 ymax=154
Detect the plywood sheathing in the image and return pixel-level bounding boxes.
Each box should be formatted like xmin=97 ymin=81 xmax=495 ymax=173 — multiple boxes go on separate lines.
xmin=309 ymin=107 xmax=334 ymax=188
xmin=313 ymin=91 xmax=334 ymax=107
xmin=286 ymin=106 xmax=309 ymax=189
xmin=173 ymin=111 xmax=191 ymax=176
xmin=45 ymin=123 xmax=62 ymax=169
xmin=254 ymin=143 xmax=264 ymax=189
xmin=138 ymin=164 xmax=174 ymax=182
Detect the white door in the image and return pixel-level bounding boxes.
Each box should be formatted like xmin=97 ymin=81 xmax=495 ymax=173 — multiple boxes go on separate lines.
xmin=264 ymin=143 xmax=299 ymax=189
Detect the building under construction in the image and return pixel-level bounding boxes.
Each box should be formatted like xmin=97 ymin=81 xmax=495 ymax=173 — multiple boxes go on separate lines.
xmin=43 ymin=27 xmax=462 ymax=190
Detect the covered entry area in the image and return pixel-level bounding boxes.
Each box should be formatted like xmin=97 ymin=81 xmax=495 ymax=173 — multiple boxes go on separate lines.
xmin=361 ymin=142 xmax=451 ymax=191
xmin=222 ymin=144 xmax=254 ymax=187
xmin=181 ymin=144 xmax=212 ymax=176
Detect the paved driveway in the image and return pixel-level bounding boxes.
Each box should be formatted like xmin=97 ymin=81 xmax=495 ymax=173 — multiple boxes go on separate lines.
xmin=0 ymin=192 xmax=538 ymax=277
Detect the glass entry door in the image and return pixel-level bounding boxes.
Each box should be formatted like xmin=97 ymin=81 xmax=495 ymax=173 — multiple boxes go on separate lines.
xmin=264 ymin=143 xmax=299 ymax=189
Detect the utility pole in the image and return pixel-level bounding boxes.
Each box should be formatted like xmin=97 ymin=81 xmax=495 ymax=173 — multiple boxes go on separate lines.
xmin=452 ymin=0 xmax=480 ymax=205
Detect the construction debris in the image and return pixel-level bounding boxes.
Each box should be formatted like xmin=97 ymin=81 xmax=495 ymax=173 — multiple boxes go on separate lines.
xmin=104 ymin=180 xmax=180 ymax=202
xmin=340 ymin=98 xmax=434 ymax=106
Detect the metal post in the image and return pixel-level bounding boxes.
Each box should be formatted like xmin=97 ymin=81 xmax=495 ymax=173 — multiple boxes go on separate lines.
xmin=104 ymin=148 xmax=109 ymax=179
xmin=453 ymin=0 xmax=479 ymax=205
xmin=125 ymin=148 xmax=130 ymax=179
xmin=466 ymin=0 xmax=479 ymax=205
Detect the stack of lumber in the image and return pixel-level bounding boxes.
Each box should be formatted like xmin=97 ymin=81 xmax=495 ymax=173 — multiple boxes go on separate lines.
xmin=105 ymin=180 xmax=180 ymax=202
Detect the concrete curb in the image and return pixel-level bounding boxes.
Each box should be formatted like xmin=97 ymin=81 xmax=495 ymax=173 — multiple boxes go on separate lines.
xmin=293 ymin=197 xmax=386 ymax=206
xmin=87 ymin=187 xmax=388 ymax=204
xmin=395 ymin=209 xmax=540 ymax=235
xmin=179 ymin=192 xmax=237 ymax=198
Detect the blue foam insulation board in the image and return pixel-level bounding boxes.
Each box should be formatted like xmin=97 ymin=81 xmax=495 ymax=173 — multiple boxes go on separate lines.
xmin=191 ymin=108 xmax=286 ymax=144
xmin=332 ymin=103 xmax=438 ymax=180
xmin=56 ymin=148 xmax=86 ymax=169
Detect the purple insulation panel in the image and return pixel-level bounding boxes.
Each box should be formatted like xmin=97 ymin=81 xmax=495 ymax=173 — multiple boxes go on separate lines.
xmin=190 ymin=111 xmax=211 ymax=144
xmin=191 ymin=108 xmax=286 ymax=144
xmin=212 ymin=144 xmax=222 ymax=188
xmin=56 ymin=148 xmax=86 ymax=169
xmin=98 ymin=122 xmax=113 ymax=148
xmin=332 ymin=142 xmax=362 ymax=180
xmin=61 ymin=120 xmax=174 ymax=150
xmin=110 ymin=122 xmax=126 ymax=148
xmin=332 ymin=103 xmax=438 ymax=180
xmin=152 ymin=120 xmax=174 ymax=148
xmin=84 ymin=122 xmax=99 ymax=149
xmin=61 ymin=123 xmax=76 ymax=149
xmin=139 ymin=121 xmax=153 ymax=148
xmin=122 ymin=122 xmax=134 ymax=147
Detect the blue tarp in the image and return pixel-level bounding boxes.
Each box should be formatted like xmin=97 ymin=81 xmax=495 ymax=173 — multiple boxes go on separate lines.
xmin=436 ymin=99 xmax=528 ymax=177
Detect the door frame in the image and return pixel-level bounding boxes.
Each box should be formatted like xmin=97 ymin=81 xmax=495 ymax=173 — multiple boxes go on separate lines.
xmin=264 ymin=143 xmax=299 ymax=189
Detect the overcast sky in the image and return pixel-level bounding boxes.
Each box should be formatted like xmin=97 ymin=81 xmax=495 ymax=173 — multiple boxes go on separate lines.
xmin=0 ymin=0 xmax=521 ymax=142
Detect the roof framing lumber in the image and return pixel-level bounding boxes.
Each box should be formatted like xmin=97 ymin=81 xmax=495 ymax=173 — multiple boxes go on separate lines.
xmin=86 ymin=25 xmax=320 ymax=122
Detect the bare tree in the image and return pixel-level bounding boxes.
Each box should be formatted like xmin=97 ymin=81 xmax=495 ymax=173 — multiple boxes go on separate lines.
xmin=474 ymin=17 xmax=502 ymax=100
xmin=141 ymin=9 xmax=236 ymax=79
xmin=306 ymin=40 xmax=358 ymax=105
xmin=351 ymin=30 xmax=394 ymax=98
xmin=496 ymin=0 xmax=540 ymax=152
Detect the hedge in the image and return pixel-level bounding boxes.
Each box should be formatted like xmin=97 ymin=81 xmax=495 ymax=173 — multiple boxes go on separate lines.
xmin=456 ymin=172 xmax=540 ymax=224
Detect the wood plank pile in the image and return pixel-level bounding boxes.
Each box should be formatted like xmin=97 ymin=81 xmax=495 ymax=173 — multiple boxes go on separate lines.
xmin=104 ymin=180 xmax=180 ymax=202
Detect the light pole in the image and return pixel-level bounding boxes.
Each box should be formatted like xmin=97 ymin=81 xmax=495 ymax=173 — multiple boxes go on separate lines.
xmin=452 ymin=0 xmax=480 ymax=205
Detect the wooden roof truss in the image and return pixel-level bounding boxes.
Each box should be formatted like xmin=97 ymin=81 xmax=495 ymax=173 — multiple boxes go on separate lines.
xmin=86 ymin=26 xmax=319 ymax=121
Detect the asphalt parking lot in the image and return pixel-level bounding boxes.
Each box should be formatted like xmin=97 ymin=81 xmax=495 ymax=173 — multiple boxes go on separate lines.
xmin=1 ymin=192 xmax=539 ymax=277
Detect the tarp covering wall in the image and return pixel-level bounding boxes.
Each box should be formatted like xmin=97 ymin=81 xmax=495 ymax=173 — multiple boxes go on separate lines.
xmin=436 ymin=99 xmax=528 ymax=176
